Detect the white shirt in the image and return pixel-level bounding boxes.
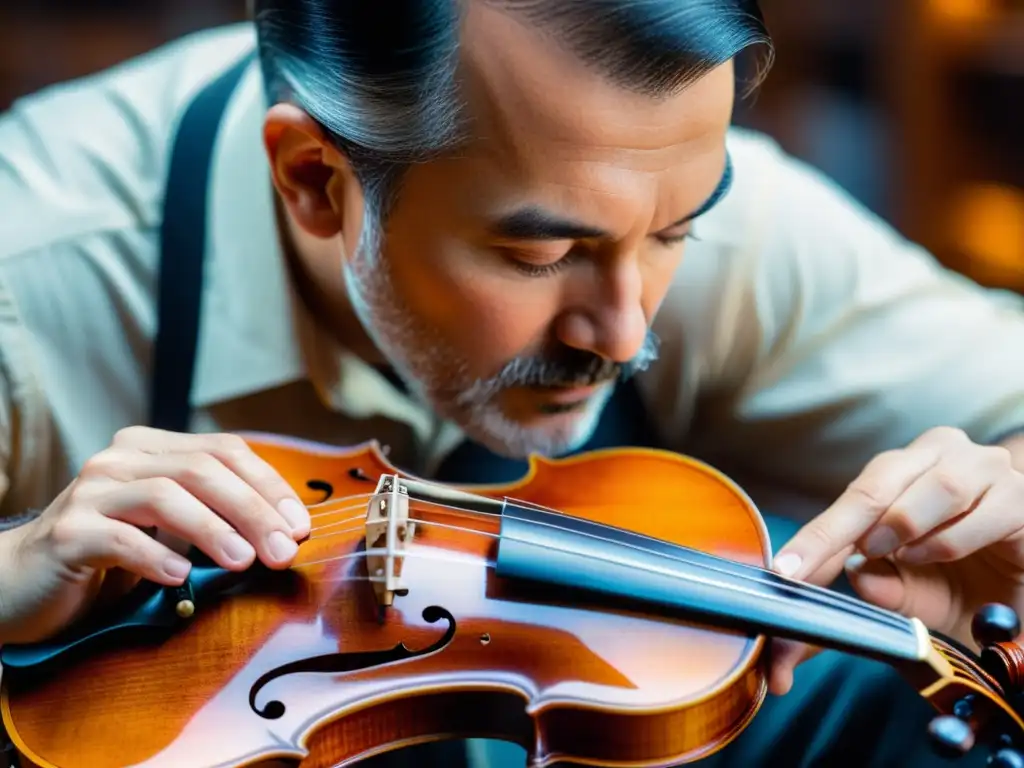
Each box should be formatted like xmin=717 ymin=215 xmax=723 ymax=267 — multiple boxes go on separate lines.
xmin=1 ymin=23 xmax=1023 ymax=524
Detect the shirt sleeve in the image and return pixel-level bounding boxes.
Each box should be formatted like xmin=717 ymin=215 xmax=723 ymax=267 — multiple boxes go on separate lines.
xmin=680 ymin=135 xmax=1024 ymax=499
xmin=0 ymin=269 xmax=53 ymax=520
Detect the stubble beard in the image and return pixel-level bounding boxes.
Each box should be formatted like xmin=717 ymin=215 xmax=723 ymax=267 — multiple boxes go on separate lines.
xmin=341 ymin=221 xmax=657 ymax=460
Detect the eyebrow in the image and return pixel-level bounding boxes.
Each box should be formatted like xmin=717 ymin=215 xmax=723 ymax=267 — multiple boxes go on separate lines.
xmin=488 ymin=152 xmax=734 ymax=241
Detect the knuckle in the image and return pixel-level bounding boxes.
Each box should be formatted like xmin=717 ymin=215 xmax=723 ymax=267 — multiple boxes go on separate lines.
xmin=232 ymin=488 xmax=279 ymax=531
xmin=870 ymin=448 xmax=903 ymax=465
xmin=47 ymin=512 xmax=84 ymax=551
xmin=66 ymin=480 xmax=101 ymax=508
xmin=179 ymin=453 xmax=222 ymax=486
xmin=141 ymin=476 xmax=184 ymax=510
xmin=932 ymin=469 xmax=973 ymax=507
xmin=252 ymin=464 xmax=291 ymax=498
xmin=211 ymin=433 xmax=249 ymax=458
xmin=863 ymin=449 xmax=902 ymax=474
xmin=803 ymin=522 xmax=837 ymax=552
xmin=78 ymin=456 xmax=104 ymax=480
xmin=78 ymin=451 xmax=118 ymax=481
xmin=195 ymin=516 xmax=229 ymax=544
xmin=106 ymin=526 xmax=140 ymax=560
xmin=844 ymin=481 xmax=890 ymax=516
xmin=979 ymin=444 xmax=1013 ymax=471
xmin=113 ymin=425 xmax=149 ymax=445
xmin=928 ymin=425 xmax=968 ymax=445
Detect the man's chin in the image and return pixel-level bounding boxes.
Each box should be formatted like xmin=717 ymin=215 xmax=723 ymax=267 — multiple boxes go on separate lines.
xmin=455 ymin=385 xmax=613 ymax=460
xmin=502 ymin=380 xmax=610 ymax=419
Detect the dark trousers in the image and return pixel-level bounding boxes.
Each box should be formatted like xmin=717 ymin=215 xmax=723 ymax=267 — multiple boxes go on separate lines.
xmin=358 ymin=513 xmax=988 ymax=768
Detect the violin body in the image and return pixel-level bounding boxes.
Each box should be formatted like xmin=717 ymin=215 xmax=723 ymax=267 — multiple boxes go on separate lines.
xmin=4 ymin=434 xmax=1024 ymax=768
xmin=1 ymin=436 xmax=774 ymax=768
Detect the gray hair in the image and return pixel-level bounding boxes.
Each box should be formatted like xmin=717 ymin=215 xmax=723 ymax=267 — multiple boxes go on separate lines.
xmin=253 ymin=0 xmax=772 ymax=222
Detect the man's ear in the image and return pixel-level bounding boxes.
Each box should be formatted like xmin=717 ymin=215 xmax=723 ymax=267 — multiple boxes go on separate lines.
xmin=263 ymin=103 xmax=364 ymax=248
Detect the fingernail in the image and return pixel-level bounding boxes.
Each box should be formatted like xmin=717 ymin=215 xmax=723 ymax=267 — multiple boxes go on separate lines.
xmin=844 ymin=553 xmax=867 ymax=573
xmin=278 ymin=498 xmax=310 ymax=535
xmin=863 ymin=525 xmax=899 ymax=558
xmin=268 ymin=530 xmax=298 ymax=561
xmin=774 ymin=552 xmax=802 ymax=577
xmin=163 ymin=556 xmax=191 ymax=581
xmin=221 ymin=531 xmax=256 ymax=564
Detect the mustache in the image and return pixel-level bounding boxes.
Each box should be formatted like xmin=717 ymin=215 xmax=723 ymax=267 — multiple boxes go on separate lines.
xmin=456 ymin=330 xmax=661 ymax=407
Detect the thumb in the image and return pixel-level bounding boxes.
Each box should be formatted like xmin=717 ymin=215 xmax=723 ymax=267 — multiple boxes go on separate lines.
xmin=843 ymin=554 xmax=907 ymax=613
xmin=765 ymin=547 xmax=852 ymax=697
xmin=768 ymin=638 xmax=821 ymax=695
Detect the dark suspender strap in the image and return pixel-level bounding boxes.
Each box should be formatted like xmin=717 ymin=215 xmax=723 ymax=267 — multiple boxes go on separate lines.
xmin=149 ymin=53 xmax=253 ymax=432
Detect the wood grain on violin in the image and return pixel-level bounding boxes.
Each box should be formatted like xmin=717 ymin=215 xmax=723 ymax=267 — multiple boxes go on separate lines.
xmin=2 ymin=437 xmax=1023 ymax=767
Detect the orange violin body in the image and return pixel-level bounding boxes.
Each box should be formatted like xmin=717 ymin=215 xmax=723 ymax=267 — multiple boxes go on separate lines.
xmin=3 ymin=434 xmax=1024 ymax=768
xmin=1 ymin=436 xmax=773 ymax=768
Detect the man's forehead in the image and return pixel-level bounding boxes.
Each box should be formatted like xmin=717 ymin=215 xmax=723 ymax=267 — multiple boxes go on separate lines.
xmin=457 ymin=3 xmax=735 ymax=172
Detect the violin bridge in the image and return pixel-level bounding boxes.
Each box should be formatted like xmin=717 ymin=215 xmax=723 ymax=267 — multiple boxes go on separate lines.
xmin=365 ymin=474 xmax=413 ymax=609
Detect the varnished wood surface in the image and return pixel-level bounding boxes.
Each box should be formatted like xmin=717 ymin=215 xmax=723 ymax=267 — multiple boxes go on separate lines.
xmin=2 ymin=437 xmax=774 ymax=767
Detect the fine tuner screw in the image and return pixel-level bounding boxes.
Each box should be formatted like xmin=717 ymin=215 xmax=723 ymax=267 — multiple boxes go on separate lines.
xmin=991 ymin=749 xmax=1024 ymax=768
xmin=929 ymin=715 xmax=975 ymax=758
xmin=927 ymin=708 xmax=1024 ymax=764
xmin=173 ymin=583 xmax=197 ymax=620
xmin=927 ymin=604 xmax=1024 ymax=764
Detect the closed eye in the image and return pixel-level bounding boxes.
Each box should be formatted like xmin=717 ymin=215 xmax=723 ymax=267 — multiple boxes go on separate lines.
xmin=653 ymin=228 xmax=699 ymax=247
xmin=497 ymin=244 xmax=578 ymax=278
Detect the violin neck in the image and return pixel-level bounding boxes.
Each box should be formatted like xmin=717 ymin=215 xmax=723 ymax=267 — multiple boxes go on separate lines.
xmin=494 ymin=502 xmax=935 ymax=668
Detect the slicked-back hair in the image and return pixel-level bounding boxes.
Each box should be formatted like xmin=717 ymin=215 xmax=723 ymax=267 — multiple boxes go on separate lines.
xmin=252 ymin=0 xmax=772 ymax=229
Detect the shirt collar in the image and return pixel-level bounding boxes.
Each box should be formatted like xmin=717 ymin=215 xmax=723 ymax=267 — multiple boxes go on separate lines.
xmin=190 ymin=57 xmax=305 ymax=407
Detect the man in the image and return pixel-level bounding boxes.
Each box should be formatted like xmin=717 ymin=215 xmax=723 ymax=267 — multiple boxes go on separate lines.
xmin=0 ymin=1 xmax=1023 ymax=766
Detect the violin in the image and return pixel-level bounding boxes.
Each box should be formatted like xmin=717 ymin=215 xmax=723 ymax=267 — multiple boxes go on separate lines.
xmin=3 ymin=434 xmax=1024 ymax=768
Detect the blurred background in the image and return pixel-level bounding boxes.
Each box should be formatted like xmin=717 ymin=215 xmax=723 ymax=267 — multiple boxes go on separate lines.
xmin=1 ymin=0 xmax=1022 ymax=293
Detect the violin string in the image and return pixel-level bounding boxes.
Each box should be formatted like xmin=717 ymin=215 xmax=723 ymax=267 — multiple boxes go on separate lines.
xmin=304 ymin=496 xmax=486 ymax=535
xmin=292 ymin=546 xmax=493 ymax=573
xmin=290 ymin=534 xmax=910 ymax=649
xmin=495 ymin=506 xmax=912 ymax=633
xmin=306 ymin=493 xmax=376 ymax=519
xmin=298 ymin=491 xmax=910 ymax=633
xmin=296 ymin=506 xmax=910 ymax=634
xmin=501 ymin=501 xmax=903 ymax=632
xmin=311 ymin=514 xmax=366 ymax=536
xmin=294 ymin=477 xmax=913 ymax=633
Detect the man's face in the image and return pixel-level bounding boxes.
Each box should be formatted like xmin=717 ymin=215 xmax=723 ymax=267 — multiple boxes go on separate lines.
xmin=337 ymin=9 xmax=735 ymax=459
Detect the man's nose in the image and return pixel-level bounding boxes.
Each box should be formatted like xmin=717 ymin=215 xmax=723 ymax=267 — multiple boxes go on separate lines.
xmin=556 ymin=261 xmax=648 ymax=364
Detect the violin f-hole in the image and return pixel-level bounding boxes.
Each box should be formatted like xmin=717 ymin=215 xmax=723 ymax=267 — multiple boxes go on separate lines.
xmin=306 ymin=479 xmax=335 ymax=503
xmin=247 ymin=606 xmax=457 ymax=720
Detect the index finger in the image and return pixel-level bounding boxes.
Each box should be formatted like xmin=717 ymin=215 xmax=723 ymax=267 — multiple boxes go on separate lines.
xmin=114 ymin=428 xmax=309 ymax=537
xmin=774 ymin=447 xmax=938 ymax=581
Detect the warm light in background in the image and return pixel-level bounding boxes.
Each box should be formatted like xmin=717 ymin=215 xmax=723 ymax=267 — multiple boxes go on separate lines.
xmin=949 ymin=183 xmax=1024 ymax=285
xmin=930 ymin=0 xmax=992 ymax=24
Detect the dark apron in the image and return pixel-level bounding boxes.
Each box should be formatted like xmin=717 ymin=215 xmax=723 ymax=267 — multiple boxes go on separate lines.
xmin=152 ymin=51 xmax=665 ymax=767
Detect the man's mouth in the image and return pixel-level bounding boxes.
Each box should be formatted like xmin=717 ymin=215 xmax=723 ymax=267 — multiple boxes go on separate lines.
xmin=536 ymin=382 xmax=601 ymax=402
xmin=530 ymin=382 xmax=605 ymax=414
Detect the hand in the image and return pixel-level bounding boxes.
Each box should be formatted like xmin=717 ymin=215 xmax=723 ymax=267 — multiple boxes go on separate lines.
xmin=766 ymin=426 xmax=1024 ymax=695
xmin=0 ymin=427 xmax=310 ymax=645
